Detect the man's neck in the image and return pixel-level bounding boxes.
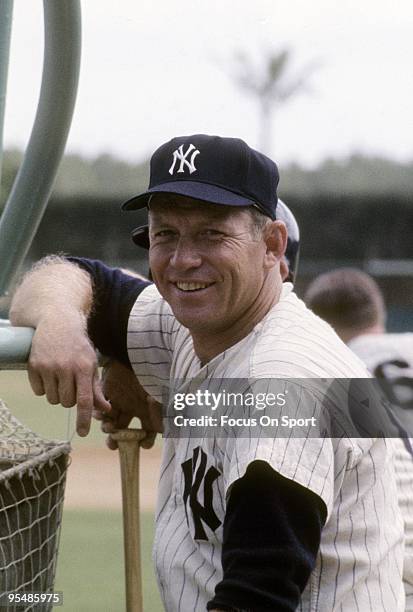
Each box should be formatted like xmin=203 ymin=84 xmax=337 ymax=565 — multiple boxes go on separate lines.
xmin=191 ymin=283 xmax=282 ymax=364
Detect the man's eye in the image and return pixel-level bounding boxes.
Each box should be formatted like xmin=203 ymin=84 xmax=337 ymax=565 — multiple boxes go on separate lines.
xmin=203 ymin=229 xmax=223 ymax=238
xmin=154 ymin=230 xmax=175 ymax=238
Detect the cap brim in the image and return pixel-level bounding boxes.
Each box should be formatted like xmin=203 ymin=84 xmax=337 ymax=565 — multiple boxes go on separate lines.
xmin=121 ymin=180 xmax=257 ymax=210
xmin=131 ymin=225 xmax=150 ymax=249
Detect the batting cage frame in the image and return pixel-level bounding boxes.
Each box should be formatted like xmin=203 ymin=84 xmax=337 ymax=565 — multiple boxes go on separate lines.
xmin=0 ymin=2 xmax=81 ymax=609
xmin=0 ymin=5 xmax=146 ymax=611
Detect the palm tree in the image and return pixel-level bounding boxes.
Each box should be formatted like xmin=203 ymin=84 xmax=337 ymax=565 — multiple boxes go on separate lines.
xmin=231 ymin=49 xmax=315 ymax=155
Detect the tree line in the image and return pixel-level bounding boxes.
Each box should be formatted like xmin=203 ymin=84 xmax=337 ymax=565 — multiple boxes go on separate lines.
xmin=1 ymin=148 xmax=413 ymax=209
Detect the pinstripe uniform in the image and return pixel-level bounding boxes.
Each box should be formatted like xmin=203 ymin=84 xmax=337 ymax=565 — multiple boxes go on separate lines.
xmin=349 ymin=333 xmax=413 ymax=610
xmin=128 ymin=284 xmax=405 ymax=611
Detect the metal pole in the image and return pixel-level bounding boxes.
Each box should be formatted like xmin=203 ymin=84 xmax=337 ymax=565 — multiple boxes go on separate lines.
xmin=0 ymin=0 xmax=82 ymax=298
xmin=0 ymin=0 xmax=13 ymax=186
xmin=0 ymin=325 xmax=33 ymax=369
xmin=0 ymin=325 xmax=108 ymax=369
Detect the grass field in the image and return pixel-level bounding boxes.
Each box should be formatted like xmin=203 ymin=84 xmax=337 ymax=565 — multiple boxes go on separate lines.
xmin=56 ymin=510 xmax=163 ymax=611
xmin=0 ymin=372 xmax=163 ymax=610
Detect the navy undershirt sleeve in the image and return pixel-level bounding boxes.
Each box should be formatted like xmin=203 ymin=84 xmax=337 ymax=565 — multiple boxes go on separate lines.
xmin=207 ymin=461 xmax=327 ymax=612
xmin=66 ymin=257 xmax=152 ymax=366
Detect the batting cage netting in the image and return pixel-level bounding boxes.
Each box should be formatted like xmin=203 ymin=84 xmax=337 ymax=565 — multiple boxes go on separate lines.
xmin=0 ymin=399 xmax=71 ymax=611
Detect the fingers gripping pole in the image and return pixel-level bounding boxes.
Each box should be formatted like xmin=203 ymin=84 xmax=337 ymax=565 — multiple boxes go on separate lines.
xmin=111 ymin=429 xmax=147 ymax=612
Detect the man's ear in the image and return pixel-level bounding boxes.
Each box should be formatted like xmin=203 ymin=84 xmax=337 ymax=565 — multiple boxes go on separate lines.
xmin=264 ymin=221 xmax=287 ymax=267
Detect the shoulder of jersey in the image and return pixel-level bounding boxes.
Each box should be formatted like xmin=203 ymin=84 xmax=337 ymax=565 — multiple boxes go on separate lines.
xmin=251 ymin=288 xmax=369 ymax=377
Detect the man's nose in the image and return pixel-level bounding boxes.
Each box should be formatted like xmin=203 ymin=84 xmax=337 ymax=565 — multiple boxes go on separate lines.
xmin=169 ymin=238 xmax=202 ymax=270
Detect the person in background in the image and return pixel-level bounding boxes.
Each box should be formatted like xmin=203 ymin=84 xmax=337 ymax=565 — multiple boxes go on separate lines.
xmin=305 ymin=267 xmax=413 ymax=609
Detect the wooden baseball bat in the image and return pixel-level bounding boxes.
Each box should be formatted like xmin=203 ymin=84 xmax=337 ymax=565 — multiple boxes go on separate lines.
xmin=111 ymin=428 xmax=147 ymax=612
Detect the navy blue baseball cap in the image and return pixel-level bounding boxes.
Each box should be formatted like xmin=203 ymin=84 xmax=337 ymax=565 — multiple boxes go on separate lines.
xmin=121 ymin=134 xmax=279 ymax=220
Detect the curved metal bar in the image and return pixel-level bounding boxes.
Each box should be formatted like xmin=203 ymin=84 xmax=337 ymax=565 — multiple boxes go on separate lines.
xmin=0 ymin=321 xmax=107 ymax=368
xmin=0 ymin=326 xmax=33 ymax=369
xmin=0 ymin=0 xmax=14 ymax=185
xmin=0 ymin=0 xmax=82 ymax=297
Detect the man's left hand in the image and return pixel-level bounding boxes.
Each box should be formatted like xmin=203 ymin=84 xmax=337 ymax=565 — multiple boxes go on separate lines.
xmin=94 ymin=359 xmax=163 ymax=449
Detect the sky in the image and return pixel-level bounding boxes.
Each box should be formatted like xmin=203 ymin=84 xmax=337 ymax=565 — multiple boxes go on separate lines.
xmin=3 ymin=0 xmax=413 ymax=168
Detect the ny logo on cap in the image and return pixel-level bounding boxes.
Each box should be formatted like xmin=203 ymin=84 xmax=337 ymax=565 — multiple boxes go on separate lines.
xmin=169 ymin=143 xmax=200 ymax=175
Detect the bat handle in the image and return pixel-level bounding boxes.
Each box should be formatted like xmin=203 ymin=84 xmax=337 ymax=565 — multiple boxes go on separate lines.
xmin=111 ymin=428 xmax=147 ymax=612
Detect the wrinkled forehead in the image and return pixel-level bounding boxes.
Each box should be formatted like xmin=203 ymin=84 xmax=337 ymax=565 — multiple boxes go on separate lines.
xmin=148 ymin=194 xmax=251 ymax=225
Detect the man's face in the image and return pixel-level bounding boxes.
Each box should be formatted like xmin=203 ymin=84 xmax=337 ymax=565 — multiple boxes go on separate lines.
xmin=148 ymin=195 xmax=283 ymax=336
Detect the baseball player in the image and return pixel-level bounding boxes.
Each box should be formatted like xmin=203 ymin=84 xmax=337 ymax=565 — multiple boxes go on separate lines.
xmin=305 ymin=267 xmax=413 ymax=609
xmin=304 ymin=268 xmax=413 ymax=431
xmin=11 ymin=134 xmax=405 ymax=611
xmin=91 ymin=198 xmax=300 ymax=449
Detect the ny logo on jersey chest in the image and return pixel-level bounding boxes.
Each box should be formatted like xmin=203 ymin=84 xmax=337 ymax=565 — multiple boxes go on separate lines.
xmin=181 ymin=446 xmax=221 ymax=541
xmin=169 ymin=144 xmax=200 ymax=175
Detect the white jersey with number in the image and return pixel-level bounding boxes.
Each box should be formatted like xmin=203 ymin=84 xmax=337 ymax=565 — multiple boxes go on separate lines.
xmin=349 ymin=332 xmax=413 ymax=609
xmin=127 ymin=283 xmax=405 ymax=612
xmin=349 ymin=333 xmax=413 ymax=374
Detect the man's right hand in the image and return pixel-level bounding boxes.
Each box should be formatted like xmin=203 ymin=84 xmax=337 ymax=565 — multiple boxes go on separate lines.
xmin=10 ymin=257 xmax=111 ymax=437
xmin=27 ymin=314 xmax=111 ymax=436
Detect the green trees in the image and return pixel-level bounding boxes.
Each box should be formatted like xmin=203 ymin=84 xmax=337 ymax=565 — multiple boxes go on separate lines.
xmin=1 ymin=148 xmax=413 ymax=207
xmin=0 ymin=151 xmax=148 ymax=207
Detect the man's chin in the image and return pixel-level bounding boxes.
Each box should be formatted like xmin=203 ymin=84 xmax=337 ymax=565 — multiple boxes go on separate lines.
xmin=170 ymin=306 xmax=221 ymax=334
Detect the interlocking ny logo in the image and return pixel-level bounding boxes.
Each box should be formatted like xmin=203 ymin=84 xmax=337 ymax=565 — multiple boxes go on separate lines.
xmin=169 ymin=143 xmax=200 ymax=175
xmin=181 ymin=446 xmax=221 ymax=541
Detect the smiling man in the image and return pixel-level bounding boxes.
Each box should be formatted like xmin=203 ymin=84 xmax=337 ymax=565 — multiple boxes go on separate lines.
xmin=147 ymin=194 xmax=284 ymax=361
xmin=10 ymin=134 xmax=405 ymax=611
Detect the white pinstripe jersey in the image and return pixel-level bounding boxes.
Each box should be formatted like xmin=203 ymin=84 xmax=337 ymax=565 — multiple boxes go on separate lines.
xmin=128 ymin=284 xmax=405 ymax=611
xmin=349 ymin=332 xmax=413 ymax=610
